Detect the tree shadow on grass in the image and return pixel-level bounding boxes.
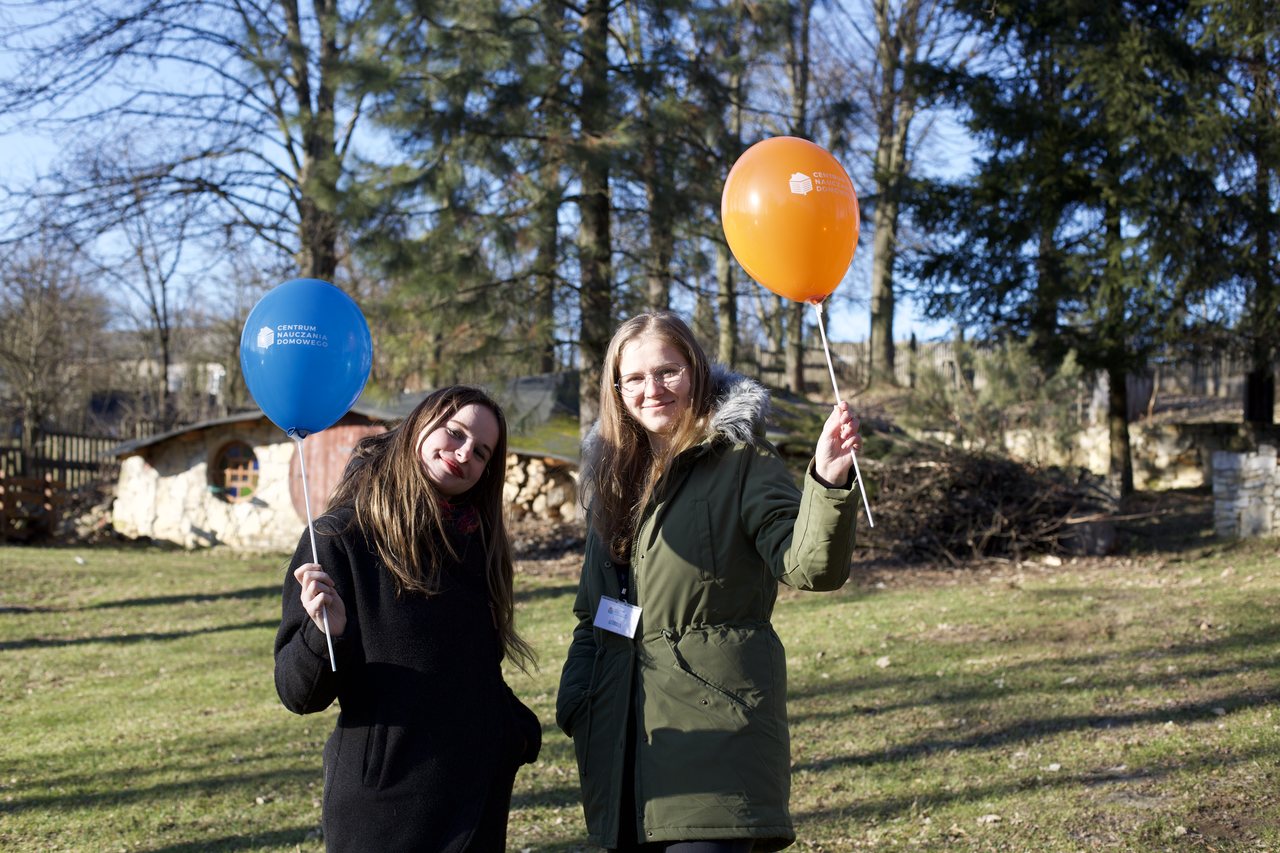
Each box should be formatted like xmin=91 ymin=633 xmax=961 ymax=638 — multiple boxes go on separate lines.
xmin=787 ymin=619 xmax=1280 ymax=727
xmin=791 ymin=738 xmax=1278 ymax=826
xmin=85 ymin=585 xmax=282 ymax=611
xmin=0 ymin=618 xmax=279 ymax=651
xmin=516 ymin=582 xmax=578 ymax=604
xmin=4 ymin=585 xmax=282 ymax=614
xmin=1114 ymin=486 xmax=1215 ymax=556
xmin=5 ymin=766 xmax=317 ymax=815
xmin=140 ymin=827 xmax=319 ymax=853
xmin=791 ymin=685 xmax=1280 ymax=777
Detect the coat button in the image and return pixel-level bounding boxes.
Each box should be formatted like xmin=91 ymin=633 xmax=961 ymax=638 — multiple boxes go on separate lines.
xmin=700 ymin=698 xmax=709 ymax=706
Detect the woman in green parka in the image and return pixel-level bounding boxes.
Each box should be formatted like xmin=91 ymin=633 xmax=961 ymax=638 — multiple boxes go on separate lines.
xmin=556 ymin=311 xmax=864 ymax=852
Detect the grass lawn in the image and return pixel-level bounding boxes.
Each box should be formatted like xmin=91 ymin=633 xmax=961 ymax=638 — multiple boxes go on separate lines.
xmin=1 ymin=491 xmax=1278 ymax=852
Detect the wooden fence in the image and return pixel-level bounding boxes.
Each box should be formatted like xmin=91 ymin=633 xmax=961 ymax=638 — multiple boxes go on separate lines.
xmin=0 ymin=433 xmax=121 ymax=490
xmin=0 ymin=432 xmax=121 ymax=543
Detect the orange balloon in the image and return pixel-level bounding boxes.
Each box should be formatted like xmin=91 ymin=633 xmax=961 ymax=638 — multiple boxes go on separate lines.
xmin=721 ymin=136 xmax=860 ymax=303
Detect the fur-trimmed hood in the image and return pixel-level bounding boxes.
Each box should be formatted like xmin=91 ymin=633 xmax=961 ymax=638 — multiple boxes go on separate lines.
xmin=580 ymin=365 xmax=770 ymax=480
xmin=703 ymin=364 xmax=771 ymax=446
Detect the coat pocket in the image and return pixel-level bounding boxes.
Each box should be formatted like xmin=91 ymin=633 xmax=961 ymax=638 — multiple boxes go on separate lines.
xmin=558 ymin=641 xmax=605 ymax=736
xmin=691 ymin=499 xmax=719 ymax=583
xmin=564 ymin=643 xmax=610 ymax=781
xmin=321 ymin=724 xmax=346 ymax=811
xmin=658 ymin=629 xmax=761 ymax=725
xmin=361 ymin=723 xmax=387 ymax=789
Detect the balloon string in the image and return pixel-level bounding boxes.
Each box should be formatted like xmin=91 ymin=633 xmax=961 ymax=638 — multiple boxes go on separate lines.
xmin=809 ymin=301 xmax=875 ymax=528
xmin=293 ymin=433 xmax=337 ymax=672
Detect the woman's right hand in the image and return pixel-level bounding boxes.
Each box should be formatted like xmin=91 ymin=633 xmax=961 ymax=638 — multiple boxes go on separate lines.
xmin=294 ymin=563 xmax=347 ymax=638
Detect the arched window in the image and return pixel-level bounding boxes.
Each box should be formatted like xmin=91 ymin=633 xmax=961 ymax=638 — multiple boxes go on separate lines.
xmin=210 ymin=440 xmax=259 ymax=503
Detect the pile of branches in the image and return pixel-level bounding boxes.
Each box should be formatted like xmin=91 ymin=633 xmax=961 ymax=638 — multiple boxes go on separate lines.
xmin=862 ymin=443 xmax=1116 ymax=565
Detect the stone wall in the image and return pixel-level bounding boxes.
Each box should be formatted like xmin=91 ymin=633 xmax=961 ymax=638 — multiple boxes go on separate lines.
xmin=1212 ymin=445 xmax=1279 ymax=539
xmin=1005 ymin=422 xmax=1280 ymax=491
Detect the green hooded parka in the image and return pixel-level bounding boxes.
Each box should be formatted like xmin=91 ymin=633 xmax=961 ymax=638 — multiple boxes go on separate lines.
xmin=555 ymin=369 xmax=859 ymax=850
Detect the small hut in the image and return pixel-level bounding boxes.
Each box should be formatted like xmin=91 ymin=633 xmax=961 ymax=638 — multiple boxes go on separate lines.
xmin=111 ymin=406 xmax=393 ymax=550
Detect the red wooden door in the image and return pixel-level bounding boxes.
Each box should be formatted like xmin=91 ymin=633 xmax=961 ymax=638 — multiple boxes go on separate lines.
xmin=289 ymin=421 xmax=387 ymax=521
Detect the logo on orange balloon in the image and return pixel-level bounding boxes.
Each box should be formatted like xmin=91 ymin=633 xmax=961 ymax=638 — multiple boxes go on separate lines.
xmin=721 ymin=136 xmax=860 ymax=304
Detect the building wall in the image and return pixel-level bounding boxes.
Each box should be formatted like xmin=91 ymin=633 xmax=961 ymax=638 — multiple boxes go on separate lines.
xmin=1004 ymin=422 xmax=1280 ymax=491
xmin=113 ymin=422 xmax=304 ymax=550
xmin=113 ymin=421 xmax=580 ymax=551
xmin=1213 ymin=446 xmax=1279 ymax=539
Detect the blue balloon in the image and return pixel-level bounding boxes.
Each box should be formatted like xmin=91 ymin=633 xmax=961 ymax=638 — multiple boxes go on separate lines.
xmin=239 ymin=278 xmax=373 ymax=438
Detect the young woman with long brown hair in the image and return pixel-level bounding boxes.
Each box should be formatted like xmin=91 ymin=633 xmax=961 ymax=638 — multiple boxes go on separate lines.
xmin=275 ymin=385 xmax=540 ymax=852
xmin=557 ymin=312 xmax=864 ymax=852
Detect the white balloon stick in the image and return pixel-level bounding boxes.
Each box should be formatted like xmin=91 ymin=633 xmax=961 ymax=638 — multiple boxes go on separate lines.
xmin=293 ymin=433 xmax=337 ymax=671
xmin=810 ymin=300 xmax=875 ymax=528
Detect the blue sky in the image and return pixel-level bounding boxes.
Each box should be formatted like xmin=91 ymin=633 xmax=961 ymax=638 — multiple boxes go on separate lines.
xmin=2 ymin=120 xmax=965 ymax=345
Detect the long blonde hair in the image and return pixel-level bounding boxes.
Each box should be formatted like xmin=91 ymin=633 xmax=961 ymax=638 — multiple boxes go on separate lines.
xmin=586 ymin=312 xmax=714 ymax=562
xmin=326 ymin=386 xmax=534 ymax=671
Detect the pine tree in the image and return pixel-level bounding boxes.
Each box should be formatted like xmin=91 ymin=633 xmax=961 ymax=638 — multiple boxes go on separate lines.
xmin=911 ymin=0 xmax=1224 ymax=495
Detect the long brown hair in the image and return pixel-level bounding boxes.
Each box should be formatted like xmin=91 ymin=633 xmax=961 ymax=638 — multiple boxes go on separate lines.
xmin=585 ymin=311 xmax=714 ymax=562
xmin=326 ymin=386 xmax=534 ymax=671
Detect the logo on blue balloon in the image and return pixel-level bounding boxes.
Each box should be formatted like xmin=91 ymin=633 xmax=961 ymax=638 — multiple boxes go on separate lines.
xmin=239 ymin=278 xmax=373 ymax=438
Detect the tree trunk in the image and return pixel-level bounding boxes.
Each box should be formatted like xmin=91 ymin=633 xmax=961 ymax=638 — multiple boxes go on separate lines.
xmin=785 ymin=301 xmax=805 ymax=394
xmin=1102 ymin=145 xmax=1133 ymax=497
xmin=645 ymin=185 xmax=673 ymax=311
xmin=576 ymin=0 xmax=612 ymax=434
xmin=868 ymin=224 xmax=896 ymax=386
xmin=1244 ymin=40 xmax=1276 ymax=426
xmin=713 ymin=10 xmax=745 ymax=368
xmin=781 ymin=0 xmax=813 ymax=396
xmin=642 ymin=103 xmax=672 ymax=312
xmin=868 ymin=0 xmax=922 ymax=387
xmin=286 ymin=0 xmax=341 ymax=281
xmin=692 ymin=291 xmax=716 ymax=351
xmin=1244 ymin=369 xmax=1275 ymax=424
xmin=534 ymin=182 xmax=561 ymax=374
xmin=715 ymin=245 xmax=737 ymax=366
xmin=716 ymin=6 xmax=747 ymax=366
xmin=158 ymin=322 xmax=176 ymax=431
xmin=868 ymin=0 xmax=897 ymax=387
xmin=1107 ymin=364 xmax=1134 ymax=497
xmin=766 ymin=293 xmax=785 ymax=367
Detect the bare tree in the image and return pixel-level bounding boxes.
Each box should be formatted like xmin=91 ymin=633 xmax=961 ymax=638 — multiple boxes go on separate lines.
xmin=88 ymin=175 xmax=207 ymax=431
xmin=824 ymin=0 xmax=966 ymax=385
xmin=0 ymin=227 xmax=109 ymax=455
xmin=0 ymin=0 xmax=387 ymax=282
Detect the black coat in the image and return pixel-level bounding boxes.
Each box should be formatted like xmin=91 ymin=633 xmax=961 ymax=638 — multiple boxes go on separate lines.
xmin=274 ymin=507 xmax=542 ymax=852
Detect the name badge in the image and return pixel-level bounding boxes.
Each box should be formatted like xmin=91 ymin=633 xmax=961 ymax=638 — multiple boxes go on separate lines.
xmin=593 ymin=596 xmax=642 ymax=638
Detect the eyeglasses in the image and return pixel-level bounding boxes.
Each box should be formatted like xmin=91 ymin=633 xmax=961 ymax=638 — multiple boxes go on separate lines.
xmin=615 ymin=364 xmax=688 ymax=397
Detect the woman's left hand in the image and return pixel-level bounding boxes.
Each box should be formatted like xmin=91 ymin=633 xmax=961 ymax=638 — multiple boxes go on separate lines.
xmin=814 ymin=401 xmax=862 ymax=488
